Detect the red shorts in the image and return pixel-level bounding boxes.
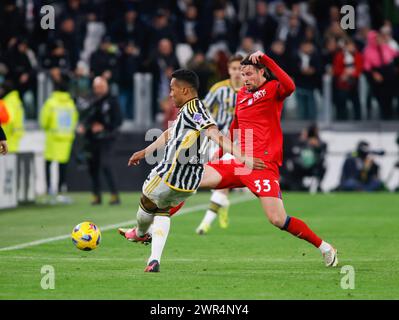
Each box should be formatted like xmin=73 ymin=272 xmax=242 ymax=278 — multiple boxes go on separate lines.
xmin=206 ymin=160 xmax=282 ymax=199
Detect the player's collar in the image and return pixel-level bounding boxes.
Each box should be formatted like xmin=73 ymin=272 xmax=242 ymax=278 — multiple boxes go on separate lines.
xmin=180 ymin=97 xmax=198 ymax=109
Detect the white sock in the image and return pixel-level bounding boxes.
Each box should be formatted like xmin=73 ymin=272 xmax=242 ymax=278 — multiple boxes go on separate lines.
xmin=136 ymin=207 xmax=154 ymax=237
xmin=199 ymin=191 xmax=229 ymax=228
xmin=211 ymin=190 xmax=229 ymax=207
xmin=148 ymin=216 xmax=170 ymax=264
xmin=200 ymin=210 xmax=218 ymax=227
xmin=318 ymin=241 xmax=332 ymax=254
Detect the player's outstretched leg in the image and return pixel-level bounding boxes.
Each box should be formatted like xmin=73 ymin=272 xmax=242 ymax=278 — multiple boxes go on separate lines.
xmin=118 ymin=199 xmax=153 ymax=244
xmin=196 ymin=189 xmax=230 ymax=235
xmin=260 ymin=197 xmax=338 ymax=267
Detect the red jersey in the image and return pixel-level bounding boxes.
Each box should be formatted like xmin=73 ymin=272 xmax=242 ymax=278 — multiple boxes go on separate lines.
xmin=229 ymin=54 xmax=296 ymax=168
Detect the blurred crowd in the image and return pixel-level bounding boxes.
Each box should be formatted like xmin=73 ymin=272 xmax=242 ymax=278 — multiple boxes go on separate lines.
xmin=281 ymin=123 xmax=398 ymax=192
xmin=0 ymin=0 xmax=399 ymax=124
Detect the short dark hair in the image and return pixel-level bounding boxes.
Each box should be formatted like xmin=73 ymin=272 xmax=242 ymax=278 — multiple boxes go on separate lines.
xmin=171 ymin=69 xmax=199 ymax=91
xmin=240 ymin=54 xmax=264 ymax=70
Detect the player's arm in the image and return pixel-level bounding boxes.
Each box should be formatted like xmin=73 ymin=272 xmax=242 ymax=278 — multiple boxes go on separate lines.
xmin=205 ymin=124 xmax=266 ymax=170
xmin=213 ymin=109 xmax=239 ymax=160
xmin=128 ymin=128 xmax=171 ymax=166
xmin=250 ymin=51 xmax=296 ymax=99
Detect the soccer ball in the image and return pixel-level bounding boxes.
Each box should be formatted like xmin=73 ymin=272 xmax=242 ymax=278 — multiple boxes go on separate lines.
xmin=71 ymin=221 xmax=101 ymax=251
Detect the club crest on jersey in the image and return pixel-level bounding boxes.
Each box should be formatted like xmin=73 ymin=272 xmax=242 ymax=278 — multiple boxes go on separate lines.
xmin=253 ymin=89 xmax=267 ymax=102
xmin=248 ymin=98 xmax=253 ymax=106
xmin=193 ymin=112 xmax=204 ymax=124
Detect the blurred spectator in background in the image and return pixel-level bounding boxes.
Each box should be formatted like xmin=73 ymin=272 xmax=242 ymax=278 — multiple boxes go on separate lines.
xmin=339 ymin=141 xmax=384 ymax=192
xmin=0 ymin=1 xmax=25 ymax=50
xmin=381 ymin=22 xmax=399 ymax=51
xmin=207 ymin=5 xmax=237 ymax=53
xmin=144 ymin=38 xmax=180 ymax=118
xmin=40 ymin=72 xmax=78 ymax=203
xmin=77 ymin=76 xmax=122 ymax=205
xmin=332 ymin=39 xmax=363 ymax=120
xmin=42 ymin=39 xmax=71 ymax=72
xmin=0 ymin=79 xmax=24 ymax=153
xmin=186 ymin=52 xmax=216 ymax=98
xmin=293 ymin=40 xmax=322 ymax=120
xmin=267 ymin=40 xmax=289 ymax=72
xmin=322 ymin=36 xmax=338 ymax=75
xmin=118 ymin=41 xmax=140 ymax=120
xmin=71 ymin=61 xmax=91 ymax=111
xmin=245 ymin=0 xmax=277 ymax=50
xmin=178 ymin=4 xmax=201 ymax=51
xmin=109 ymin=7 xmax=144 ymax=49
xmin=363 ymin=30 xmax=398 ymax=120
xmin=3 ymin=38 xmax=37 ymax=118
xmin=4 ymin=38 xmax=37 ymax=96
xmin=148 ymin=9 xmax=177 ymax=53
xmin=54 ymin=16 xmax=81 ymax=71
xmin=89 ymin=36 xmax=119 ymax=84
xmin=285 ymin=124 xmax=327 ymax=192
xmin=236 ymin=36 xmax=263 ymax=58
xmin=283 ymin=13 xmax=306 ymax=56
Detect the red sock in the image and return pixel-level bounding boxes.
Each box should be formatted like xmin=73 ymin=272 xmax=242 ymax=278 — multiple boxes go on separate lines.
xmin=283 ymin=216 xmax=322 ymax=248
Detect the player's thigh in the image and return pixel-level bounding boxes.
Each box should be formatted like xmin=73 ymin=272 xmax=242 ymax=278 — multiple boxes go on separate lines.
xmin=200 ymin=164 xmax=223 ymax=189
xmin=259 ymin=197 xmax=287 ymax=228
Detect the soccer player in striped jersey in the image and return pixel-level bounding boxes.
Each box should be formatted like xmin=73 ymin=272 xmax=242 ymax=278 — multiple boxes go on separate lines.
xmin=196 ymin=54 xmax=243 ymax=235
xmin=118 ymin=69 xmax=265 ymax=272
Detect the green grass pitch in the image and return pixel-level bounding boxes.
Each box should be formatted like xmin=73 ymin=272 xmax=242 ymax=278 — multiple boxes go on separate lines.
xmin=0 ymin=191 xmax=398 ymax=299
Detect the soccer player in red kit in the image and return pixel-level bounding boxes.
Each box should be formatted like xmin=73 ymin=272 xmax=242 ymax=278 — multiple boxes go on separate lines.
xmin=200 ymin=51 xmax=338 ymax=267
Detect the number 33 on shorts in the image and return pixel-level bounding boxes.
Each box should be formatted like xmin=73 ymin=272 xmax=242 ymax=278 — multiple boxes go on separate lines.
xmin=252 ymin=179 xmax=282 ymax=198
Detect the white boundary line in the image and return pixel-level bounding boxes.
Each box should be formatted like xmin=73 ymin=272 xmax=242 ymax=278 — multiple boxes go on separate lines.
xmin=0 ymin=194 xmax=254 ymax=252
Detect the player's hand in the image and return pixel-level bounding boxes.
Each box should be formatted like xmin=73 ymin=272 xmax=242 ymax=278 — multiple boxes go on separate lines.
xmin=249 ymin=51 xmax=265 ymax=64
xmin=128 ymin=149 xmax=146 ymax=166
xmin=0 ymin=140 xmax=8 ymax=155
xmin=243 ymin=157 xmax=266 ymax=170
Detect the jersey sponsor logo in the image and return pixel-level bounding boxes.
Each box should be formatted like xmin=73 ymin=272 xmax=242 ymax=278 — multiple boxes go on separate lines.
xmin=253 ymin=89 xmax=266 ymax=102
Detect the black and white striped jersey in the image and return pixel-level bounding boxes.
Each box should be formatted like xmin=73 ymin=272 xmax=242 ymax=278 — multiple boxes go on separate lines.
xmin=155 ymin=98 xmax=216 ymax=192
xmin=202 ymin=79 xmax=239 ymax=135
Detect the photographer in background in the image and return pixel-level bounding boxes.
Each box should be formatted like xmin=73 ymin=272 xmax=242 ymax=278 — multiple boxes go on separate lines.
xmin=285 ymin=124 xmax=327 ymax=191
xmin=339 ymin=141 xmax=384 ymax=192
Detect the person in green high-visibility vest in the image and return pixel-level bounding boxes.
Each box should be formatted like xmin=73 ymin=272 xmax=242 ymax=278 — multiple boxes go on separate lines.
xmin=40 ymin=74 xmax=78 ymax=202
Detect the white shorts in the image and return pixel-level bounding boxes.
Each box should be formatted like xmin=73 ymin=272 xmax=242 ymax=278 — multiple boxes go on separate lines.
xmin=142 ymin=169 xmax=196 ymax=209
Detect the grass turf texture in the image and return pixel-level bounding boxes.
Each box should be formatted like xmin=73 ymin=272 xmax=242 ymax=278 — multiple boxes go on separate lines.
xmin=0 ymin=192 xmax=398 ymax=299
